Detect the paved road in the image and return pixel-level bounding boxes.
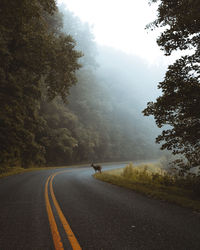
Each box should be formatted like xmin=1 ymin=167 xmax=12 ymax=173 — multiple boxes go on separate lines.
xmin=0 ymin=164 xmax=200 ymax=249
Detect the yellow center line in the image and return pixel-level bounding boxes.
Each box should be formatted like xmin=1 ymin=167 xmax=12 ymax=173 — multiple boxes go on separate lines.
xmin=45 ymin=170 xmax=82 ymax=250
xmin=45 ymin=175 xmax=64 ymax=250
xmin=50 ymin=171 xmax=82 ymax=250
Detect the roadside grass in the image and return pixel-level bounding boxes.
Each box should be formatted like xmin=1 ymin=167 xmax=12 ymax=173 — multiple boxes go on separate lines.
xmin=0 ymin=166 xmax=59 ymax=178
xmin=0 ymin=167 xmax=42 ymax=178
xmin=0 ymin=165 xmax=84 ymax=179
xmin=94 ymin=162 xmax=200 ymax=211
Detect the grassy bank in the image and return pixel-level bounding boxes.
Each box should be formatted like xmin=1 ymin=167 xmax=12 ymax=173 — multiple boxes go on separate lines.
xmin=94 ymin=162 xmax=200 ymax=211
xmin=0 ymin=165 xmax=76 ymax=178
xmin=0 ymin=167 xmax=47 ymax=178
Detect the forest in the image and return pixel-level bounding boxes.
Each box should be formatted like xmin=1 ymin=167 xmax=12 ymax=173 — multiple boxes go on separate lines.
xmin=0 ymin=0 xmax=164 ymax=170
xmin=143 ymin=0 xmax=200 ymax=175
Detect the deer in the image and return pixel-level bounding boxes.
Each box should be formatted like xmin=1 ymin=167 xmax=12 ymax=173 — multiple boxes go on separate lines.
xmin=91 ymin=163 xmax=102 ymax=173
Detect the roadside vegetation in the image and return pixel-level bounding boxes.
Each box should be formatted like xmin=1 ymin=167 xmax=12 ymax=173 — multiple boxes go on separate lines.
xmin=0 ymin=164 xmax=88 ymax=179
xmin=94 ymin=161 xmax=200 ymax=211
xmin=0 ymin=166 xmax=46 ymax=178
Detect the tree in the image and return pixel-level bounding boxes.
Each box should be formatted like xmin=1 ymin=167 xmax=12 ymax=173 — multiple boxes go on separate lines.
xmin=143 ymin=0 xmax=200 ymax=171
xmin=0 ymin=1 xmax=81 ymax=168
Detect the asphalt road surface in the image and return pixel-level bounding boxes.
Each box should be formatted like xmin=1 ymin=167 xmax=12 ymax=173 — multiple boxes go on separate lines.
xmin=0 ymin=163 xmax=200 ymax=250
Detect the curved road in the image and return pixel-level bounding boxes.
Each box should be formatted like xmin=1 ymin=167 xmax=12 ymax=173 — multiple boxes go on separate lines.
xmin=0 ymin=164 xmax=200 ymax=249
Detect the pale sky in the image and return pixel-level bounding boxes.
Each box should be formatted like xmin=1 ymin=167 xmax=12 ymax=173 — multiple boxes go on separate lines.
xmin=57 ymin=0 xmax=168 ymax=65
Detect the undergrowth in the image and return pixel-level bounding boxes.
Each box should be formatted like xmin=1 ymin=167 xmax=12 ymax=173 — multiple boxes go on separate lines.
xmin=94 ymin=162 xmax=200 ymax=211
xmin=0 ymin=167 xmax=45 ymax=178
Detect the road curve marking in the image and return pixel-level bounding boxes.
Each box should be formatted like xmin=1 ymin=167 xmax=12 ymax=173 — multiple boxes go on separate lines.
xmin=50 ymin=171 xmax=82 ymax=250
xmin=45 ymin=175 xmax=64 ymax=249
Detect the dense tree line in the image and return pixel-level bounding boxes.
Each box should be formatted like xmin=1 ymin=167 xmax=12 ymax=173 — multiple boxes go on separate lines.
xmin=143 ymin=0 xmax=200 ymax=173
xmin=0 ymin=0 xmax=81 ymax=168
xmin=0 ymin=1 xmax=161 ymax=170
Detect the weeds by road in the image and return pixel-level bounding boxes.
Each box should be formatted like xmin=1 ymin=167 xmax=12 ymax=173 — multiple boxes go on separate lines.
xmin=0 ymin=165 xmax=85 ymax=178
xmin=0 ymin=167 xmax=49 ymax=178
xmin=94 ymin=162 xmax=200 ymax=211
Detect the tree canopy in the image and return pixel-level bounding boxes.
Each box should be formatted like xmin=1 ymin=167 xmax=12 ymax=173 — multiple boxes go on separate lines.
xmin=0 ymin=0 xmax=81 ymax=168
xmin=143 ymin=0 xmax=200 ymax=171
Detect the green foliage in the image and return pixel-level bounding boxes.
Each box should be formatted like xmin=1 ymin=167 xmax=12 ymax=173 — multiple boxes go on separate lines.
xmin=122 ymin=163 xmax=135 ymax=178
xmin=147 ymin=0 xmax=200 ymax=56
xmin=0 ymin=1 xmax=81 ymax=169
xmin=121 ymin=162 xmax=200 ymax=195
xmin=61 ymin=8 xmax=97 ymax=67
xmin=122 ymin=163 xmax=163 ymax=183
xmin=45 ymin=34 xmax=82 ymax=101
xmin=38 ymin=99 xmax=79 ymax=165
xmin=95 ymin=162 xmax=200 ymax=210
xmin=143 ymin=0 xmax=200 ymax=171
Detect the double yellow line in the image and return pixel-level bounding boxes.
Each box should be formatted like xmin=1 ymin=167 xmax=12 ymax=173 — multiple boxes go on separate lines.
xmin=45 ymin=171 xmax=82 ymax=250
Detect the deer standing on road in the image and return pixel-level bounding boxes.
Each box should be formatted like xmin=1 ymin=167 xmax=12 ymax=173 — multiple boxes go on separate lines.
xmin=91 ymin=163 xmax=102 ymax=173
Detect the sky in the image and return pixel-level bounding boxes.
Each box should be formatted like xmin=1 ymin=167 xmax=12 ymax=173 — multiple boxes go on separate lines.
xmin=57 ymin=0 xmax=168 ymax=65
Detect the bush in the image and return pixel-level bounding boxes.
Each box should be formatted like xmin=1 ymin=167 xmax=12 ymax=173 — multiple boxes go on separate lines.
xmin=120 ymin=162 xmax=200 ymax=196
xmin=0 ymin=167 xmax=8 ymax=174
xmin=122 ymin=163 xmax=153 ymax=183
xmin=122 ymin=163 xmax=135 ymax=178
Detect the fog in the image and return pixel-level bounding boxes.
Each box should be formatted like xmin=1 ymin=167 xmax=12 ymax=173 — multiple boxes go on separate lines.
xmin=95 ymin=45 xmax=166 ymax=136
xmin=56 ymin=5 xmax=168 ymax=162
xmin=57 ymin=0 xmax=162 ymax=64
xmin=96 ymin=46 xmax=165 ymax=108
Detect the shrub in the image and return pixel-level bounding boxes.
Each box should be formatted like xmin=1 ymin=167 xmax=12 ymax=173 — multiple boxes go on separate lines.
xmin=0 ymin=167 xmax=8 ymax=174
xmin=122 ymin=163 xmax=135 ymax=179
xmin=120 ymin=162 xmax=200 ymax=196
xmin=122 ymin=163 xmax=153 ymax=183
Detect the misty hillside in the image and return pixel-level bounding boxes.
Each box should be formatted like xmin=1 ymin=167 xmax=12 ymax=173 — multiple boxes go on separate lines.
xmin=96 ymin=46 xmax=166 ymax=141
xmin=0 ymin=2 xmax=165 ymax=170
xmin=97 ymin=46 xmax=165 ymax=107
